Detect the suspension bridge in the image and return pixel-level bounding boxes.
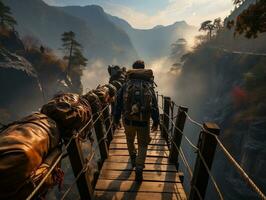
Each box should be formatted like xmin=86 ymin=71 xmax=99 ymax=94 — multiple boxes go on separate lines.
xmin=21 ymin=91 xmax=266 ymax=200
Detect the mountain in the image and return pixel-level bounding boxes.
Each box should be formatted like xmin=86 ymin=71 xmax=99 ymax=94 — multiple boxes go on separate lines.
xmin=108 ymin=15 xmax=197 ymax=61
xmin=0 ymin=47 xmax=43 ymax=122
xmin=3 ymin=0 xmax=138 ymax=65
xmin=59 ymin=5 xmax=138 ymax=63
xmin=174 ymin=2 xmax=266 ymax=198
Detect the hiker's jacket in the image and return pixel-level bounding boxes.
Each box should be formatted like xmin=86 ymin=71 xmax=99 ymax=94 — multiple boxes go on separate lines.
xmin=114 ymin=83 xmax=160 ymax=127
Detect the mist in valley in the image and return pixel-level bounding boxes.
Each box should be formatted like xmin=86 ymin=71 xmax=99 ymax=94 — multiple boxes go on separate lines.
xmin=1 ymin=0 xmax=266 ymax=199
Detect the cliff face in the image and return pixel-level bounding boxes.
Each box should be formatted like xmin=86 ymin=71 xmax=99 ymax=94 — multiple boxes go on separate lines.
xmin=178 ymin=45 xmax=266 ymax=199
xmin=0 ymin=47 xmax=43 ymax=122
xmin=59 ymin=5 xmax=138 ymax=64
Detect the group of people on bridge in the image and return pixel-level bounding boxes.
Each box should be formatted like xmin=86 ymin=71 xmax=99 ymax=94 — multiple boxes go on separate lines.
xmin=0 ymin=59 xmax=160 ymax=199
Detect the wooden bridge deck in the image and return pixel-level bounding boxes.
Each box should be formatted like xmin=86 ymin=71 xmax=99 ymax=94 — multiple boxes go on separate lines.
xmin=94 ymin=126 xmax=187 ymax=200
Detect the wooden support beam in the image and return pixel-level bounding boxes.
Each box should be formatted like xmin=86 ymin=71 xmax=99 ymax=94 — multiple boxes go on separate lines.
xmin=162 ymin=96 xmax=171 ymax=142
xmin=93 ymin=109 xmax=108 ymax=165
xmin=102 ymin=106 xmax=113 ymax=148
xmin=169 ymin=106 xmax=188 ymax=169
xmin=189 ymin=122 xmax=220 ymax=200
xmin=64 ymin=138 xmax=93 ymax=200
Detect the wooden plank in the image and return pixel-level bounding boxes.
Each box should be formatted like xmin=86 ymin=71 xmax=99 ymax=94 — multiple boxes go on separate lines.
xmin=113 ymin=135 xmax=164 ymax=140
xmin=109 ymin=149 xmax=169 ymax=157
xmin=99 ymin=170 xmax=181 ymax=183
xmin=111 ymin=138 xmax=167 ymax=145
xmin=93 ymin=126 xmax=187 ymax=200
xmin=94 ymin=191 xmax=186 ymax=200
xmin=95 ymin=180 xmax=183 ymax=192
xmin=102 ymin=162 xmax=176 ymax=172
xmin=109 ymin=143 xmax=168 ymax=150
xmin=114 ymin=132 xmax=161 ymax=137
xmin=106 ymin=155 xmax=170 ymax=164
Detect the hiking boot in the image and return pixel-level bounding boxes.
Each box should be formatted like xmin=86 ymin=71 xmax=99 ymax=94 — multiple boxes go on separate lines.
xmin=130 ymin=154 xmax=136 ymax=168
xmin=135 ymin=167 xmax=143 ymax=182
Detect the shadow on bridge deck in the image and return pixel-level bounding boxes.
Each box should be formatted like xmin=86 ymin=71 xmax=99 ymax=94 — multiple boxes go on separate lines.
xmin=94 ymin=127 xmax=187 ymax=200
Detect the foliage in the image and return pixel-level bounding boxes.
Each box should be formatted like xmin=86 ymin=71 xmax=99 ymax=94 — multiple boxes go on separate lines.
xmin=233 ymin=0 xmax=245 ymax=6
xmin=199 ymin=18 xmax=223 ymax=40
xmin=22 ymin=35 xmax=41 ymax=50
xmin=0 ymin=1 xmax=16 ymax=29
xmin=227 ymin=0 xmax=266 ymax=38
xmin=61 ymin=31 xmax=87 ymax=93
xmin=61 ymin=31 xmax=87 ymax=68
xmin=25 ymin=48 xmax=67 ymax=81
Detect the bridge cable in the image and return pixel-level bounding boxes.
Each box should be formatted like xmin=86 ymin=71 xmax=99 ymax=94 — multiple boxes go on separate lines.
xmin=157 ymin=92 xmax=266 ymax=199
xmin=160 ymin=122 xmax=204 ymax=200
xmin=26 ymin=104 xmax=110 ymax=200
xmin=159 ymin=106 xmax=224 ymax=200
xmin=59 ymin=105 xmax=113 ymax=200
xmin=183 ymin=110 xmax=266 ymax=200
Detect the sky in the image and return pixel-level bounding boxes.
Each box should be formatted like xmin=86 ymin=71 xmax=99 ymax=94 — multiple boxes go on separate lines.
xmin=43 ymin=0 xmax=234 ymax=29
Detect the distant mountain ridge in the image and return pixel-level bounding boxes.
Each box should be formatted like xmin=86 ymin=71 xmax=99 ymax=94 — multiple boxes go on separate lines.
xmin=3 ymin=0 xmax=138 ymax=65
xmin=4 ymin=0 xmax=197 ymax=65
xmin=108 ymin=15 xmax=197 ymax=61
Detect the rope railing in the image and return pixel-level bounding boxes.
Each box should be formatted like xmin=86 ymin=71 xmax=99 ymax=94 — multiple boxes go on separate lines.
xmin=158 ymin=105 xmax=198 ymax=150
xmin=26 ymin=135 xmax=75 ymax=200
xmin=159 ymin=113 xmax=223 ymax=200
xmin=157 ymin=93 xmax=266 ymax=200
xmin=26 ymin=89 xmax=266 ymax=200
xmin=183 ymin=111 xmax=266 ymax=200
xmin=60 ymin=151 xmax=96 ymax=200
xmin=26 ymin=104 xmax=111 ymax=200
xmin=59 ymin=105 xmax=114 ymax=200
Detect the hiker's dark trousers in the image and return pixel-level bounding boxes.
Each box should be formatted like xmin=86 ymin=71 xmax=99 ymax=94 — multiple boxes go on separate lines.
xmin=123 ymin=120 xmax=151 ymax=169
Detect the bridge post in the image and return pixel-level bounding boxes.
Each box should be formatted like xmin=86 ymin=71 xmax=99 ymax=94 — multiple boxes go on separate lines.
xmin=189 ymin=122 xmax=220 ymax=200
xmin=162 ymin=96 xmax=171 ymax=142
xmin=64 ymin=137 xmax=94 ymax=200
xmin=92 ymin=109 xmax=108 ymax=165
xmin=170 ymin=101 xmax=174 ymax=134
xmin=169 ymin=106 xmax=188 ymax=169
xmin=102 ymin=106 xmax=113 ymax=148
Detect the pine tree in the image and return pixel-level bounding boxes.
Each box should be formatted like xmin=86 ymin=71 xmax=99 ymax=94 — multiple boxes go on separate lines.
xmin=199 ymin=20 xmax=215 ymax=40
xmin=0 ymin=1 xmax=17 ymax=29
xmin=61 ymin=31 xmax=87 ymax=93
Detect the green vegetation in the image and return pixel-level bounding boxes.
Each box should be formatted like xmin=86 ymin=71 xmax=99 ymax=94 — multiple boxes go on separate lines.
xmin=227 ymin=0 xmax=266 ymax=38
xmin=199 ymin=18 xmax=223 ymax=40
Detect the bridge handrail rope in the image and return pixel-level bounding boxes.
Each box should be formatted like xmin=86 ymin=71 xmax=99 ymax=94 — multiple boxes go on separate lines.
xmin=59 ymin=105 xmax=113 ymax=200
xmin=183 ymin=111 xmax=266 ymax=200
xmin=157 ymin=93 xmax=266 ymax=200
xmin=60 ymin=150 xmax=97 ymax=200
xmin=158 ymin=105 xmax=198 ymax=151
xmin=160 ymin=119 xmax=222 ymax=200
xmin=26 ymin=104 xmax=111 ymax=200
xmin=26 ymin=135 xmax=75 ymax=200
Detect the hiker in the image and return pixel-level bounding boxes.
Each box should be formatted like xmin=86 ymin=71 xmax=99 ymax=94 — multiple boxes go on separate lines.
xmin=113 ymin=60 xmax=160 ymax=182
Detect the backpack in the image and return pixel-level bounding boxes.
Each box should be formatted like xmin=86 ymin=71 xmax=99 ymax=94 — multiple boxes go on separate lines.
xmin=0 ymin=113 xmax=61 ymax=200
xmin=41 ymin=93 xmax=92 ymax=139
xmin=123 ymin=69 xmax=155 ymax=122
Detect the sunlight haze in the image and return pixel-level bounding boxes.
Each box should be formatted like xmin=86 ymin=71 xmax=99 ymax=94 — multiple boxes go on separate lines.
xmin=43 ymin=0 xmax=234 ymax=28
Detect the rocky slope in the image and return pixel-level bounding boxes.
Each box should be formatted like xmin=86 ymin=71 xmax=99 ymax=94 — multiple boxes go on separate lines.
xmin=177 ymin=36 xmax=266 ymax=200
xmin=0 ymin=47 xmax=43 ymax=122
